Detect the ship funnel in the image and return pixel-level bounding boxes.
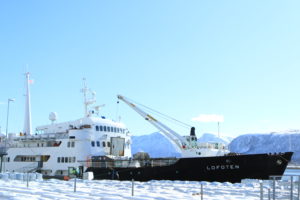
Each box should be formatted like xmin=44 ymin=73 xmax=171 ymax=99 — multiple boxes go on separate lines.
xmin=190 ymin=127 xmax=196 ymax=136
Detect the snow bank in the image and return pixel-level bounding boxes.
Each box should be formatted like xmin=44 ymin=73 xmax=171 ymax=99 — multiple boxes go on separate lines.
xmin=0 ymin=172 xmax=43 ymax=181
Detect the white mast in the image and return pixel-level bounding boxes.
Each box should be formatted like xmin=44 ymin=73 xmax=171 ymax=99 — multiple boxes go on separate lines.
xmin=23 ymin=72 xmax=32 ymax=135
xmin=81 ymin=78 xmax=96 ymax=117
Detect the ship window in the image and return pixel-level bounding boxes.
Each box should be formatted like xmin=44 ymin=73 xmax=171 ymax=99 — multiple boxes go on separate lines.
xmin=57 ymin=157 xmax=60 ymax=163
xmin=96 ymin=141 xmax=100 ymax=147
xmin=96 ymin=126 xmax=99 ymax=131
xmin=104 ymin=126 xmax=107 ymax=132
xmin=91 ymin=141 xmax=95 ymax=147
xmin=71 ymin=141 xmax=75 ymax=147
xmin=107 ymin=142 xmax=111 ymax=147
xmin=102 ymin=141 xmax=106 ymax=147
xmin=107 ymin=127 xmax=110 ymax=132
xmin=100 ymin=126 xmax=103 ymax=131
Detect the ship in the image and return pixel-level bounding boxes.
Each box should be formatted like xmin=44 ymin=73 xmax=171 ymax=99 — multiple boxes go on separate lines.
xmin=84 ymin=95 xmax=293 ymax=183
xmin=0 ymin=73 xmax=293 ymax=183
xmin=0 ymin=74 xmax=132 ymax=179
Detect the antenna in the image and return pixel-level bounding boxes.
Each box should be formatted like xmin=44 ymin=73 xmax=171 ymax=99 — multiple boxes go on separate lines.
xmin=81 ymin=78 xmax=96 ymax=117
xmin=218 ymin=121 xmax=220 ymax=138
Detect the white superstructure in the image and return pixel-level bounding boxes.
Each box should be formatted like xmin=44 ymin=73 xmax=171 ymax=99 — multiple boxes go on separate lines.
xmin=0 ymin=75 xmax=132 ymax=177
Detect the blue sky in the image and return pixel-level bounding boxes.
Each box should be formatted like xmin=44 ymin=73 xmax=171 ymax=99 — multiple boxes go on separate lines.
xmin=0 ymin=1 xmax=300 ymax=137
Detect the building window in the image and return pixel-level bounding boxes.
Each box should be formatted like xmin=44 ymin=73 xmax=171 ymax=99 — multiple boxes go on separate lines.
xmin=91 ymin=141 xmax=95 ymax=147
xmin=114 ymin=127 xmax=116 ymax=132
xmin=100 ymin=126 xmax=103 ymax=131
xmin=96 ymin=126 xmax=99 ymax=131
xmin=104 ymin=126 xmax=107 ymax=132
xmin=67 ymin=142 xmax=70 ymax=147
xmin=61 ymin=157 xmax=64 ymax=163
xmin=65 ymin=157 xmax=68 ymax=163
xmin=57 ymin=157 xmax=60 ymax=163
xmin=71 ymin=141 xmax=75 ymax=147
xmin=107 ymin=142 xmax=111 ymax=147
xmin=102 ymin=141 xmax=106 ymax=147
xmin=107 ymin=127 xmax=110 ymax=132
xmin=96 ymin=141 xmax=100 ymax=147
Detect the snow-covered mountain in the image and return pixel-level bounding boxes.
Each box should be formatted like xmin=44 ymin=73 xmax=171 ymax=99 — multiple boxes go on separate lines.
xmin=131 ymin=132 xmax=233 ymax=158
xmin=229 ymin=130 xmax=300 ymax=163
xmin=132 ymin=130 xmax=300 ymax=163
xmin=132 ymin=132 xmax=181 ymax=158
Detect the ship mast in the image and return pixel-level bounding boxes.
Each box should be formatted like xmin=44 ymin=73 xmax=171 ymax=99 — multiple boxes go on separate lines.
xmin=23 ymin=72 xmax=32 ymax=135
xmin=81 ymin=78 xmax=96 ymax=117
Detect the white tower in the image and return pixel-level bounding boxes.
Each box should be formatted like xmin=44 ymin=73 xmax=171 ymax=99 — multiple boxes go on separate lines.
xmin=23 ymin=72 xmax=32 ymax=135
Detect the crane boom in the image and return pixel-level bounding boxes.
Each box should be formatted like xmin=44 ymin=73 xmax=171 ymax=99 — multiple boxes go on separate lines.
xmin=117 ymin=95 xmax=195 ymax=153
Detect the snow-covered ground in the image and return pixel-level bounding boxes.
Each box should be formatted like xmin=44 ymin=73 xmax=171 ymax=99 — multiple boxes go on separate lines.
xmin=1 ymin=173 xmax=300 ymax=200
xmin=0 ymin=177 xmax=296 ymax=200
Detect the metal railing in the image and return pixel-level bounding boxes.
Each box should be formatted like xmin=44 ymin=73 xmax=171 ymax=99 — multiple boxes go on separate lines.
xmin=267 ymin=175 xmax=300 ymax=200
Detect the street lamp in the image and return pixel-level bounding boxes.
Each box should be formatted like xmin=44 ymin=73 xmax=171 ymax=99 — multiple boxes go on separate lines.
xmin=5 ymin=98 xmax=15 ymax=140
xmin=2 ymin=98 xmax=14 ymax=172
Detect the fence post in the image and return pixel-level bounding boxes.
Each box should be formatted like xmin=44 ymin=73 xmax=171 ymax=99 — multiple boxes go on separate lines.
xmin=273 ymin=176 xmax=276 ymax=200
xmin=268 ymin=188 xmax=271 ymax=200
xmin=291 ymin=176 xmax=293 ymax=200
xmin=26 ymin=172 xmax=29 ymax=188
xmin=74 ymin=177 xmax=77 ymax=192
xmin=298 ymin=176 xmax=300 ymax=200
xmin=132 ymin=179 xmax=134 ymax=196
xmin=201 ymin=183 xmax=203 ymax=200
xmin=260 ymin=180 xmax=263 ymax=200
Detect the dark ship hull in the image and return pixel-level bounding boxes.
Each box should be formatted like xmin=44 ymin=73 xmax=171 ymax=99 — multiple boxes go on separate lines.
xmin=85 ymin=152 xmax=293 ymax=183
